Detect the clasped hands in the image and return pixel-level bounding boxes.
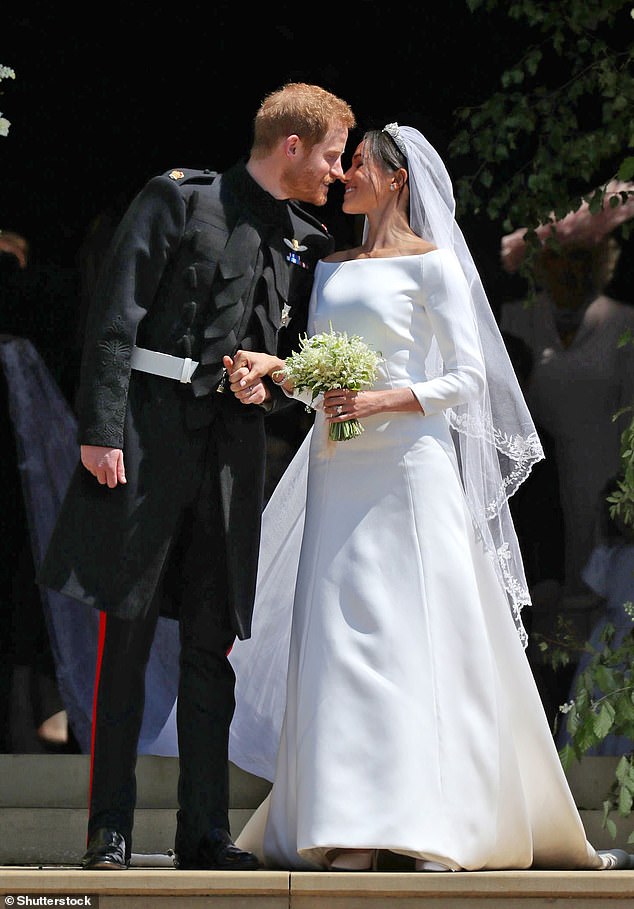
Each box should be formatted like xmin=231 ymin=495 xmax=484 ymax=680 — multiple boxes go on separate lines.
xmin=222 ymin=352 xmax=275 ymax=406
xmin=223 ymin=350 xmax=385 ymax=422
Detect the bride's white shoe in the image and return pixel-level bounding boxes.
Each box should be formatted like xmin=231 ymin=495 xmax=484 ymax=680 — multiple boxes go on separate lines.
xmin=326 ymin=849 xmax=378 ymax=871
xmin=415 ymin=859 xmax=452 ymax=872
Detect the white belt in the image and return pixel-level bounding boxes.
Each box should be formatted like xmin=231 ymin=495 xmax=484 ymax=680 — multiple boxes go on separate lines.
xmin=130 ymin=346 xmax=199 ymax=383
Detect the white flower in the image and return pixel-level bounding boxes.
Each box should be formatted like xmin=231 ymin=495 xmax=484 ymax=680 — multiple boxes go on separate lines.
xmin=0 ymin=116 xmax=10 ymax=137
xmin=281 ymin=324 xmax=381 ymax=441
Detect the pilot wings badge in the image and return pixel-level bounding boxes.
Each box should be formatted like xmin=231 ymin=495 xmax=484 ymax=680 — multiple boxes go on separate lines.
xmin=284 ymin=237 xmax=309 ymax=269
xmin=284 ymin=237 xmax=308 ymax=252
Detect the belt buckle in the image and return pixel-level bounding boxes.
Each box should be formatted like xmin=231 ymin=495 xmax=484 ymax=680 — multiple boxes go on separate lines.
xmin=179 ymin=356 xmax=194 ymax=383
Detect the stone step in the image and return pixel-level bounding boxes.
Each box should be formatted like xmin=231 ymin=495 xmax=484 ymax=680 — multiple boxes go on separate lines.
xmin=0 ymin=807 xmax=254 ymax=865
xmin=1 ymin=866 xmax=633 ymax=909
xmin=0 ymin=755 xmax=631 ymax=866
xmin=0 ymin=755 xmax=622 ymax=809
xmin=0 ymin=754 xmax=270 ymax=865
xmin=3 ymin=804 xmax=630 ymax=866
xmin=0 ymin=754 xmax=269 ymax=808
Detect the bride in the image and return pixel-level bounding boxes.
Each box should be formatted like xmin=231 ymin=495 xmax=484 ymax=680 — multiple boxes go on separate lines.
xmin=224 ymin=124 xmax=631 ymax=873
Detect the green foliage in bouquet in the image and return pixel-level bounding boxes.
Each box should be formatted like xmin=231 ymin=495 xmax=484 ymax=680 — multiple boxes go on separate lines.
xmin=280 ymin=325 xmax=382 ymax=442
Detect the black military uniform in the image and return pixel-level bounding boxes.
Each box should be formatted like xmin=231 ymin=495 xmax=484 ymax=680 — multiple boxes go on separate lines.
xmin=38 ymin=160 xmax=333 ymax=868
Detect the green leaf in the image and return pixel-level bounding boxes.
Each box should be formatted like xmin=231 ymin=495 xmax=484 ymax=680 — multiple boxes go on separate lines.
xmin=558 ymin=743 xmax=577 ymax=771
xmin=618 ymin=157 xmax=634 ymax=181
xmin=618 ymin=784 xmax=633 ymax=816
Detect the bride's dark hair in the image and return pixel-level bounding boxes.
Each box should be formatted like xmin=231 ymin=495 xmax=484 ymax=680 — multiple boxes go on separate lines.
xmin=363 ymin=129 xmax=407 ymax=172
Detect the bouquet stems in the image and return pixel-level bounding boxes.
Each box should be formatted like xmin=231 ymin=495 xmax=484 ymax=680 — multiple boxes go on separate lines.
xmin=329 ymin=417 xmax=365 ymax=442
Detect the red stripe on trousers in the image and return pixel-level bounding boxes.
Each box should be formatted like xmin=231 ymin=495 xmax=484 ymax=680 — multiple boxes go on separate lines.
xmin=87 ymin=611 xmax=108 ymax=845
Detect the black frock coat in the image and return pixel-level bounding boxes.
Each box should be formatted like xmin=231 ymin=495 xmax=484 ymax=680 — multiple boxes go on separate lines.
xmin=38 ymin=161 xmax=333 ymax=639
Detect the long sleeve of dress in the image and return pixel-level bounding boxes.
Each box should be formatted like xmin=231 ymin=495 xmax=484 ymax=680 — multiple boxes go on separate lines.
xmin=409 ymin=249 xmax=485 ymax=414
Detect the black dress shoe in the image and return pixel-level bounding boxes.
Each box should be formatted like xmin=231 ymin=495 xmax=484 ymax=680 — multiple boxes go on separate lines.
xmin=175 ymin=828 xmax=260 ymax=871
xmin=598 ymin=849 xmax=634 ymax=870
xmin=81 ymin=828 xmax=129 ymax=870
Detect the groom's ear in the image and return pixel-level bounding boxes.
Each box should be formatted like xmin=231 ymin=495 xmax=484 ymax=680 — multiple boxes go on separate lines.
xmin=284 ymin=135 xmax=301 ymax=158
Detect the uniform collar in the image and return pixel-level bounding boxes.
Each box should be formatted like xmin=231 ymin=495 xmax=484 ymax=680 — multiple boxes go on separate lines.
xmin=223 ymin=159 xmax=291 ymax=230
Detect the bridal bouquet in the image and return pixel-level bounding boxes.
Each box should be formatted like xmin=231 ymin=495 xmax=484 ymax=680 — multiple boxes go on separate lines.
xmin=277 ymin=325 xmax=381 ymax=442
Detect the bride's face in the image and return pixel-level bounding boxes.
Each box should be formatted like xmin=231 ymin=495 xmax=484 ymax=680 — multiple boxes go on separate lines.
xmin=341 ymin=141 xmax=391 ymax=216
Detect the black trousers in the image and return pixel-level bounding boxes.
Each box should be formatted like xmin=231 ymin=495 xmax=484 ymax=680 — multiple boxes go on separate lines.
xmin=87 ymin=431 xmax=236 ymax=857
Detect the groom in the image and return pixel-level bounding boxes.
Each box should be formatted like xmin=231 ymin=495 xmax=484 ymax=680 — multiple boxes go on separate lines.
xmin=38 ymin=83 xmax=355 ymax=871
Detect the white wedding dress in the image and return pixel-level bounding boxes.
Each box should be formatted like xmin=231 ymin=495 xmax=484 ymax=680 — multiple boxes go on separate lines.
xmin=228 ymin=249 xmax=602 ymax=871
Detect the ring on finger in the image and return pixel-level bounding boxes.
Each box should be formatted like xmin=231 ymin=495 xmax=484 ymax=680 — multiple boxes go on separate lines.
xmin=336 ymin=404 xmax=343 ymax=415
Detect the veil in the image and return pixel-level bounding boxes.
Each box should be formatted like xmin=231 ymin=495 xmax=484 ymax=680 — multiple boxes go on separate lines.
xmin=395 ymin=125 xmax=543 ymax=646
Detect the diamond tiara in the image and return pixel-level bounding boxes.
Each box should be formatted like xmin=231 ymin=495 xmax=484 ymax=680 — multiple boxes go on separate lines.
xmin=382 ymin=122 xmax=407 ymax=155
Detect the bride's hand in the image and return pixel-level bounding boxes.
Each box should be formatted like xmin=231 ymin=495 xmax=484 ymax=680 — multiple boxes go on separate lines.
xmin=223 ymin=351 xmax=284 ymax=405
xmin=323 ymin=388 xmax=375 ymax=422
xmin=324 ymin=387 xmax=423 ymax=421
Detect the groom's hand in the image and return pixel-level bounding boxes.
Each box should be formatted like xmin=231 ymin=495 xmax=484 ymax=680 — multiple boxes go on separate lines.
xmin=223 ymin=354 xmax=269 ymax=406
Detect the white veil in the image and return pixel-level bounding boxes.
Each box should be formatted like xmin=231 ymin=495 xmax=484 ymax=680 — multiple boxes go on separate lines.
xmin=394 ymin=125 xmax=543 ymax=645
